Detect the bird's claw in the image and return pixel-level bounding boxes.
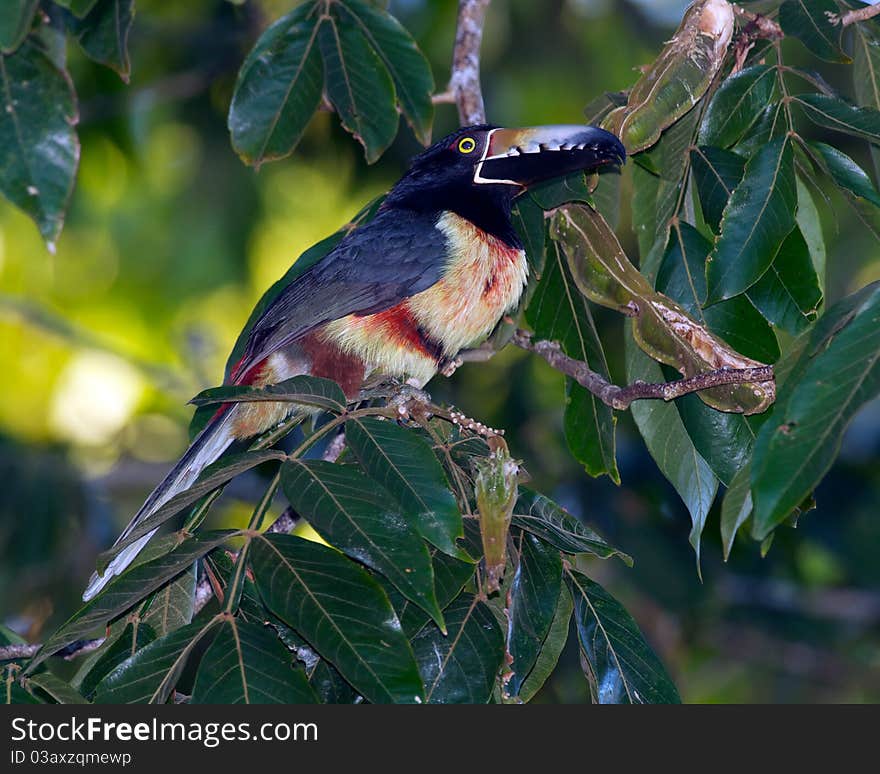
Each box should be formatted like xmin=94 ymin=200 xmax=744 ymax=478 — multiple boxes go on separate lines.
xmin=440 ymin=356 xmax=463 ymax=377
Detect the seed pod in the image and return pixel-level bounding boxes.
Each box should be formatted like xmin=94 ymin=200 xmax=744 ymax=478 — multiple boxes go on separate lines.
xmin=474 ymin=445 xmax=520 ymax=594
xmin=551 ymin=204 xmax=775 ymax=415
xmin=603 ymin=0 xmax=735 ymax=154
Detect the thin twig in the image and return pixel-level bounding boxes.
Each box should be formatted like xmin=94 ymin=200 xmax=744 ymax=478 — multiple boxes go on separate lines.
xmin=829 ymin=4 xmax=880 ymax=27
xmin=450 ymin=0 xmax=491 ymax=125
xmin=512 ymin=329 xmax=773 ymax=411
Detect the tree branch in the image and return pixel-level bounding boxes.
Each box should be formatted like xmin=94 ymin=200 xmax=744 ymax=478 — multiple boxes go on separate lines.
xmin=512 ymin=329 xmax=774 ymax=411
xmin=829 ymin=4 xmax=880 ymax=27
xmin=732 ymin=1 xmax=880 ymax=41
xmin=0 ymin=637 xmax=104 ymax=663
xmin=450 ymin=0 xmax=491 ymax=125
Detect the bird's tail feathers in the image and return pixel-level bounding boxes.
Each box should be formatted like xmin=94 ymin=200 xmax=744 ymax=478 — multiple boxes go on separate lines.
xmin=82 ymin=410 xmax=236 ymax=601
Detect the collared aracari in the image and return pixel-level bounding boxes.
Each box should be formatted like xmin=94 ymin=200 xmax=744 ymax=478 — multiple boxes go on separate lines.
xmin=83 ymin=124 xmax=625 ymax=600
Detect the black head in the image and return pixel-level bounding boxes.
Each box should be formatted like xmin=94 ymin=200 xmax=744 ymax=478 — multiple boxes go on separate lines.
xmin=385 ymin=124 xmax=625 ymax=246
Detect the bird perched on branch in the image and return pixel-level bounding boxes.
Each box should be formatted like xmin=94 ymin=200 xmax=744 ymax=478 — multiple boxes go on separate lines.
xmin=83 ymin=123 xmax=625 ymax=601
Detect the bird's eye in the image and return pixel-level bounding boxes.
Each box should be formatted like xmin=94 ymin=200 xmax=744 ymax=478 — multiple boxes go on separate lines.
xmin=458 ymin=137 xmax=477 ymax=154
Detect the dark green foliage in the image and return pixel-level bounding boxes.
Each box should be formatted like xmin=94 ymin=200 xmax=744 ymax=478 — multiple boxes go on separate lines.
xmin=8 ymin=0 xmax=880 ymax=707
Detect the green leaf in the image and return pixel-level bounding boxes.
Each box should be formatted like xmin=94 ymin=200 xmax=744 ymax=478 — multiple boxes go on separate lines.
xmin=345 ymin=416 xmax=467 ymax=561
xmin=319 ymin=7 xmax=398 ymax=164
xmin=752 ymin=283 xmax=880 ymax=537
xmin=396 ymin=549 xmax=475 ymax=638
xmin=811 ymin=140 xmax=880 ymax=208
xmin=99 ymin=452 xmax=285 ymax=564
xmin=24 ymin=673 xmax=88 ymax=704
xmin=631 ymin=110 xmax=699 ymax=280
xmin=853 ymin=21 xmax=880 ymax=178
xmin=658 ymin=221 xmax=779 ymax=364
xmin=190 ymin=375 xmax=347 ymax=414
xmin=706 ymin=137 xmax=797 ymax=303
xmin=526 ymin=240 xmax=618 ymax=482
xmin=27 ymin=532 xmax=236 ymax=673
xmin=191 ymin=619 xmax=318 ymax=704
xmin=0 ymin=0 xmax=39 ymax=53
xmin=567 ymin=570 xmax=680 ymax=704
xmin=94 ymin=621 xmax=218 ymax=704
xmin=337 ymin=0 xmax=434 ymax=145
xmin=795 ymin=93 xmax=880 ymax=144
xmin=250 ymin=533 xmax=424 ymax=703
xmin=720 ymin=461 xmax=753 ymax=560
xmin=527 ymin=171 xmax=594 ymax=210
xmin=70 ymin=0 xmax=134 ymax=81
xmin=0 ymin=39 xmax=79 ymax=248
xmin=280 ymin=459 xmax=443 ymax=629
xmin=72 ymin=621 xmax=157 ymax=698
xmin=737 ymin=100 xmax=787 ymax=157
xmin=411 ymin=594 xmax=504 ymax=704
xmin=512 ymin=489 xmax=631 ymax=563
xmin=690 ymin=146 xmax=745 ymax=232
xmin=747 ymin=226 xmax=823 ymax=335
xmin=512 ymin=195 xmax=547 ymax=280
xmin=505 ymin=531 xmax=563 ymax=700
xmin=517 ymin=582 xmax=573 ymax=703
xmin=699 ymin=65 xmax=777 ymax=148
xmin=779 ymin=0 xmax=850 ymax=63
xmin=54 ymin=0 xmax=101 ymax=18
xmin=143 ymin=562 xmax=197 ymax=636
xmin=228 ymin=2 xmax=324 ymax=167
xmin=625 ymin=333 xmax=718 ymax=564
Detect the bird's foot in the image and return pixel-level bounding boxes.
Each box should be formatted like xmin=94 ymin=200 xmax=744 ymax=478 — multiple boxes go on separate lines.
xmin=440 ymin=356 xmax=463 ymax=378
xmin=389 ymin=380 xmax=434 ymax=422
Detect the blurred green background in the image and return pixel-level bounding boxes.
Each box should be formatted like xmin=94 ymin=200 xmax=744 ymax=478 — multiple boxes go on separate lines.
xmin=2 ymin=0 xmax=879 ymax=702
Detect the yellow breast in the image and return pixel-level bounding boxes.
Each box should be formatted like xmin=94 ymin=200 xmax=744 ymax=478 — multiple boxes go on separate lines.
xmin=322 ymin=211 xmax=528 ymax=385
xmin=408 ymin=211 xmax=528 ymax=356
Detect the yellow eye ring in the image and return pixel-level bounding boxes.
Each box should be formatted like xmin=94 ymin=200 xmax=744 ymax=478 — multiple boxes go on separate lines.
xmin=458 ymin=137 xmax=477 ymax=154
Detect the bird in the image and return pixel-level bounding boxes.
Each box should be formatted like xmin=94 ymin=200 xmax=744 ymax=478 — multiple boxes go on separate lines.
xmin=83 ymin=123 xmax=625 ymax=601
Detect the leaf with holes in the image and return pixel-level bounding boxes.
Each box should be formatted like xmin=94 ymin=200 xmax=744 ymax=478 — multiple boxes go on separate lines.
xmin=228 ymin=2 xmax=323 ymax=167
xmin=250 ymin=534 xmax=424 ymax=703
xmin=345 ymin=416 xmax=468 ymax=561
xmin=568 ymin=569 xmax=680 ymax=704
xmin=191 ymin=619 xmax=318 ymax=704
xmin=411 ymin=594 xmax=503 ymax=704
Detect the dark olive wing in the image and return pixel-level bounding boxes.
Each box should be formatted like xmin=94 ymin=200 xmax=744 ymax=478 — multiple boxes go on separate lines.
xmin=231 ymin=207 xmax=449 ymax=382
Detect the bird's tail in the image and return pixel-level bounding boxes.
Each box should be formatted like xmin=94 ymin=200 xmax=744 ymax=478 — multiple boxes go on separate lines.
xmin=82 ymin=410 xmax=236 ymax=601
